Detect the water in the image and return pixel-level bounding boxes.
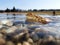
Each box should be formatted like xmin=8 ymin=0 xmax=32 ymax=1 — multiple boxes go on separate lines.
xmin=38 ymin=15 xmax=60 ymax=37
xmin=0 ymin=13 xmax=26 ymax=22
xmin=0 ymin=13 xmax=60 ymax=36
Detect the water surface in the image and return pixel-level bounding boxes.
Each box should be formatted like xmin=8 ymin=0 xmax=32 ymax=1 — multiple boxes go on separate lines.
xmin=0 ymin=13 xmax=60 ymax=37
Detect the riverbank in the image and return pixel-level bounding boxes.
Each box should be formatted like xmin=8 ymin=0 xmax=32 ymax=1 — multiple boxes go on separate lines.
xmin=0 ymin=11 xmax=60 ymax=15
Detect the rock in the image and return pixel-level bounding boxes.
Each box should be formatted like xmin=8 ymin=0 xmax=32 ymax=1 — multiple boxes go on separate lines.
xmin=31 ymin=32 xmax=39 ymax=42
xmin=0 ymin=38 xmax=6 ymax=45
xmin=47 ymin=35 xmax=55 ymax=41
xmin=6 ymin=26 xmax=17 ymax=33
xmin=1 ymin=20 xmax=13 ymax=26
xmin=0 ymin=33 xmax=4 ymax=38
xmin=6 ymin=41 xmax=15 ymax=45
xmin=17 ymin=43 xmax=22 ymax=45
xmin=0 ymin=27 xmax=7 ymax=35
xmin=23 ymin=41 xmax=30 ymax=45
xmin=27 ymin=38 xmax=33 ymax=45
xmin=26 ymin=13 xmax=51 ymax=24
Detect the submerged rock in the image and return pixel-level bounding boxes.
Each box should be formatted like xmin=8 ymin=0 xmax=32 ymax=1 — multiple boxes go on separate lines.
xmin=1 ymin=20 xmax=13 ymax=26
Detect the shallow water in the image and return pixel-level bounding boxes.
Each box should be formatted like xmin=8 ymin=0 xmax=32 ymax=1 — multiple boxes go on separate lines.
xmin=0 ymin=13 xmax=60 ymax=36
xmin=38 ymin=15 xmax=60 ymax=37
